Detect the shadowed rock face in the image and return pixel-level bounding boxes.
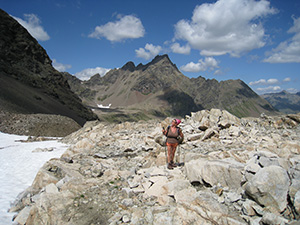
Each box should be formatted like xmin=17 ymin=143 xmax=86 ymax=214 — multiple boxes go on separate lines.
xmin=0 ymin=9 xmax=96 ymax=126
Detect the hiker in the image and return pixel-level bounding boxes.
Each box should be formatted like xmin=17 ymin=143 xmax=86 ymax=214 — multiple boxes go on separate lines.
xmin=162 ymin=118 xmax=184 ymax=169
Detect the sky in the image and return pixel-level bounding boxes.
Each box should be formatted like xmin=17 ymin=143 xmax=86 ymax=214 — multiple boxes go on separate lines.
xmin=1 ymin=0 xmax=300 ymax=94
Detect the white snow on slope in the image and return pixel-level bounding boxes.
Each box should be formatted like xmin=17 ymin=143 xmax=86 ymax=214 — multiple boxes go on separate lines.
xmin=0 ymin=132 xmax=69 ymax=224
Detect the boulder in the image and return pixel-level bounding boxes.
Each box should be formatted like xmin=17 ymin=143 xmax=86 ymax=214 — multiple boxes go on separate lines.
xmin=144 ymin=176 xmax=169 ymax=198
xmin=162 ymin=179 xmax=191 ymax=196
xmin=185 ymin=158 xmax=244 ymax=190
xmin=244 ymin=165 xmax=290 ymax=212
xmin=294 ymin=190 xmax=300 ymax=215
xmin=201 ymin=128 xmax=219 ymax=141
xmin=13 ymin=206 xmax=31 ymax=225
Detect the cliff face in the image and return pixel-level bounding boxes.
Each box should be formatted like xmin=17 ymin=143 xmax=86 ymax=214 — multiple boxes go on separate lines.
xmin=66 ymin=54 xmax=278 ymax=119
xmin=0 ymin=9 xmax=96 ymax=126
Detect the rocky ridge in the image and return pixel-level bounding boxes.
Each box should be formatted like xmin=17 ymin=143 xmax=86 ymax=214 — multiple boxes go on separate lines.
xmin=0 ymin=9 xmax=96 ymax=126
xmin=261 ymin=91 xmax=300 ymax=114
xmin=10 ymin=109 xmax=300 ymax=224
xmin=66 ymin=55 xmax=278 ymax=120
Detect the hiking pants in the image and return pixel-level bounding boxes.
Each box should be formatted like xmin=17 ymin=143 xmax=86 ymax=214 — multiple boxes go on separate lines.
xmin=166 ymin=142 xmax=178 ymax=163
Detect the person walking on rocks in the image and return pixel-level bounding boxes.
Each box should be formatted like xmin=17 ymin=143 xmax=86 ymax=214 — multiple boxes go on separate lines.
xmin=162 ymin=119 xmax=184 ymax=169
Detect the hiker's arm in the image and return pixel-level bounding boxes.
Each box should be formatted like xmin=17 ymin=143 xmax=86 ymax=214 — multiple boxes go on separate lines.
xmin=179 ymin=129 xmax=184 ymax=137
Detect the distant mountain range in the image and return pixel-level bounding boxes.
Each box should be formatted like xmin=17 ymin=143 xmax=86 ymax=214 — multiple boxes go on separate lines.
xmin=0 ymin=9 xmax=96 ymax=126
xmin=261 ymin=91 xmax=300 ymax=114
xmin=64 ymin=54 xmax=279 ymax=121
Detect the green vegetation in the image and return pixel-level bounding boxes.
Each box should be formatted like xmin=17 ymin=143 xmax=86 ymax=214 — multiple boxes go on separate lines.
xmin=227 ymin=99 xmax=260 ymax=118
xmin=117 ymin=89 xmax=126 ymax=96
xmin=97 ymin=93 xmax=113 ymax=102
xmin=101 ymin=111 xmax=152 ymax=123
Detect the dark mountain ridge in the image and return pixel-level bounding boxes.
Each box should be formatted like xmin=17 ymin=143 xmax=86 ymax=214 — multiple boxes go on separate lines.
xmin=0 ymin=9 xmax=96 ymax=126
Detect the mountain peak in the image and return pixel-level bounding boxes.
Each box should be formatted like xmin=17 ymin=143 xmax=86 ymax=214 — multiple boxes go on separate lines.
xmin=135 ymin=54 xmax=178 ymax=72
xmin=151 ymin=54 xmax=171 ymax=64
xmin=279 ymin=90 xmax=289 ymax=95
xmin=121 ymin=61 xmax=135 ymax=72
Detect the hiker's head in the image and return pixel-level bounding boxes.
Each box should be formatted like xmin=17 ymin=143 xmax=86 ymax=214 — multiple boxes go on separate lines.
xmin=174 ymin=119 xmax=181 ymax=125
xmin=171 ymin=119 xmax=177 ymax=126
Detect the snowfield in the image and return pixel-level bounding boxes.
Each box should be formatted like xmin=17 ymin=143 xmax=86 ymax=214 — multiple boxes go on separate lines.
xmin=0 ymin=132 xmax=69 ymax=224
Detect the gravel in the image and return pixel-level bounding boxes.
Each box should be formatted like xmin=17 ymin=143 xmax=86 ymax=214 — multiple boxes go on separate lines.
xmin=0 ymin=110 xmax=82 ymax=137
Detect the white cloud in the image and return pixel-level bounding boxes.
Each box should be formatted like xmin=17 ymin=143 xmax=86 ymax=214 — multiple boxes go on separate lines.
xmin=287 ymin=88 xmax=298 ymax=93
xmin=214 ymin=69 xmax=223 ymax=75
xmin=249 ymin=79 xmax=267 ymax=86
xmin=283 ymin=77 xmax=291 ymax=82
xmin=171 ymin=43 xmax=191 ymax=55
xmin=13 ymin=14 xmax=50 ymax=41
xmin=180 ymin=57 xmax=219 ymax=72
xmin=174 ymin=0 xmax=276 ymax=57
xmin=75 ymin=67 xmax=111 ymax=80
xmin=89 ymin=15 xmax=145 ymax=42
xmin=52 ymin=59 xmax=71 ymax=72
xmin=267 ymin=78 xmax=279 ymax=84
xmin=264 ymin=17 xmax=300 ymax=63
xmin=249 ymin=78 xmax=279 ymax=86
xmin=256 ymin=86 xmax=281 ymax=93
xmin=135 ymin=43 xmax=162 ymax=60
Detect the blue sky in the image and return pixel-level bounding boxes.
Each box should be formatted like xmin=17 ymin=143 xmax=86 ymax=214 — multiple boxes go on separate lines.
xmin=1 ymin=0 xmax=300 ymax=94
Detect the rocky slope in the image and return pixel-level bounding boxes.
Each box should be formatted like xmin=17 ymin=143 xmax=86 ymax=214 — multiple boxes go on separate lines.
xmin=65 ymin=55 xmax=278 ymax=121
xmin=10 ymin=109 xmax=300 ymax=224
xmin=262 ymin=91 xmax=300 ymax=114
xmin=0 ymin=110 xmax=81 ymax=137
xmin=0 ymin=9 xmax=96 ymax=127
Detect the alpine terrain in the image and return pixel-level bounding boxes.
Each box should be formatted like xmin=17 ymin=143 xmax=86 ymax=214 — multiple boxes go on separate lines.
xmin=65 ymin=54 xmax=279 ymax=122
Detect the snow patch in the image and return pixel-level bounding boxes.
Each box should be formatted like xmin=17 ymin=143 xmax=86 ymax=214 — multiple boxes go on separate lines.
xmin=0 ymin=132 xmax=69 ymax=224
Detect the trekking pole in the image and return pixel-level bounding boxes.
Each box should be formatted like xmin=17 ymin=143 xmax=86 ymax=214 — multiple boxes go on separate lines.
xmin=176 ymin=144 xmax=180 ymax=166
xmin=164 ymin=144 xmax=168 ymax=164
xmin=178 ymin=145 xmax=185 ymax=167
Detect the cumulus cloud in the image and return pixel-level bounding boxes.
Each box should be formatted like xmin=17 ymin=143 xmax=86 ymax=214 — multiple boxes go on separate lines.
xmin=171 ymin=43 xmax=191 ymax=55
xmin=264 ymin=16 xmax=300 ymax=63
xmin=249 ymin=77 xmax=292 ymax=86
xmin=13 ymin=14 xmax=50 ymax=41
xmin=89 ymin=15 xmax=145 ymax=42
xmin=75 ymin=67 xmax=111 ymax=80
xmin=256 ymin=86 xmax=281 ymax=93
xmin=249 ymin=79 xmax=267 ymax=85
xmin=52 ymin=59 xmax=71 ymax=72
xmin=135 ymin=43 xmax=162 ymax=60
xmin=267 ymin=78 xmax=279 ymax=85
xmin=180 ymin=57 xmax=219 ymax=72
xmin=287 ymin=88 xmax=298 ymax=93
xmin=174 ymin=0 xmax=276 ymax=57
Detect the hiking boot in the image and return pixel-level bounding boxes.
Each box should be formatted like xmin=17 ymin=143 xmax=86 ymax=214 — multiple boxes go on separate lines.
xmin=170 ymin=161 xmax=177 ymax=167
xmin=167 ymin=163 xmax=174 ymax=170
